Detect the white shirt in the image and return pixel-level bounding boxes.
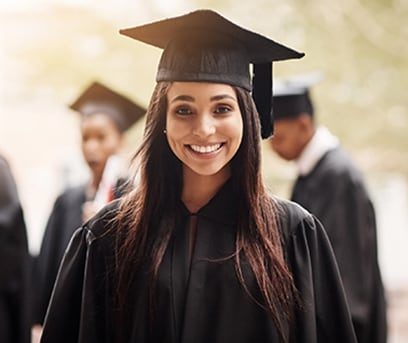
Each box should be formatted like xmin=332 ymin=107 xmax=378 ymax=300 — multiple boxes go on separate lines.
xmin=296 ymin=126 xmax=339 ymax=176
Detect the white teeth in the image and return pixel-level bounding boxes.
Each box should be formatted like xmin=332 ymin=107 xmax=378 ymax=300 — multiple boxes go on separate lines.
xmin=189 ymin=143 xmax=222 ymax=153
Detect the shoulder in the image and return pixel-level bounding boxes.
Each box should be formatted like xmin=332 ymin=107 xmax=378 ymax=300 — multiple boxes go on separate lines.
xmin=272 ymin=196 xmax=317 ymax=239
xmin=52 ymin=185 xmax=87 ymax=209
xmin=82 ymin=199 xmax=121 ymax=240
xmin=319 ymin=148 xmax=362 ymax=180
xmin=0 ymin=155 xmax=10 ymax=170
xmin=316 ymin=149 xmax=371 ymax=198
xmin=0 ymin=155 xmax=15 ymax=185
xmin=0 ymin=156 xmax=19 ymax=205
xmin=62 ymin=200 xmax=121 ymax=259
xmin=57 ymin=185 xmax=86 ymax=200
xmin=272 ymin=196 xmax=333 ymax=257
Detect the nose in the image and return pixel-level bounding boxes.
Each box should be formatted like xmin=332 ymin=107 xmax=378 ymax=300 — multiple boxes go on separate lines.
xmin=192 ymin=113 xmax=216 ymax=137
xmin=84 ymin=139 xmax=100 ymax=156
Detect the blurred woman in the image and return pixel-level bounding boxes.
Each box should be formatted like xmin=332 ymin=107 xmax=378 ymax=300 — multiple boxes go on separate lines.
xmin=32 ymin=82 xmax=145 ymax=330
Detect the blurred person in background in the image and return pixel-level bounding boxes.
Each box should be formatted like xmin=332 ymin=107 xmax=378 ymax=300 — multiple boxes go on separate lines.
xmin=0 ymin=154 xmax=30 ymax=343
xmin=31 ymin=81 xmax=145 ymax=336
xmin=270 ymin=74 xmax=387 ymax=343
xmin=40 ymin=10 xmax=357 ymax=343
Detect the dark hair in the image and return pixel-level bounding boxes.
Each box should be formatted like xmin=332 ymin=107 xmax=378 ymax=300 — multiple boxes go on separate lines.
xmin=114 ymin=82 xmax=296 ymax=342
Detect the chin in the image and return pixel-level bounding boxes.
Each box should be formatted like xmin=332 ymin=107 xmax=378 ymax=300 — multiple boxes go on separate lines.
xmin=276 ymin=151 xmax=292 ymax=161
xmin=186 ymin=163 xmax=229 ymax=178
xmin=89 ymin=164 xmax=103 ymax=177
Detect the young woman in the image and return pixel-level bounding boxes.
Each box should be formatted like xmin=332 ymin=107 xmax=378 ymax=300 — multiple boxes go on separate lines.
xmin=40 ymin=10 xmax=357 ymax=343
xmin=32 ymin=81 xmax=145 ymax=329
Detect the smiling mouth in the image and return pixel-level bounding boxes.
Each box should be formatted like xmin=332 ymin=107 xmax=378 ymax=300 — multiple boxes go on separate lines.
xmin=187 ymin=143 xmax=224 ymax=154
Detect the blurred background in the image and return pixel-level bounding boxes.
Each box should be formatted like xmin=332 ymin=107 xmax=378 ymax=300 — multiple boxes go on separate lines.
xmin=0 ymin=0 xmax=407 ymax=341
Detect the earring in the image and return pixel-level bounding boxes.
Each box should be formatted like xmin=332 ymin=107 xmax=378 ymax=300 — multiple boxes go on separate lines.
xmin=163 ymin=129 xmax=167 ymax=134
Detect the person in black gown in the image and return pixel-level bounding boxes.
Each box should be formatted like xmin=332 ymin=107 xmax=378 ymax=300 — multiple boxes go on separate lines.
xmin=32 ymin=82 xmax=145 ymax=332
xmin=40 ymin=10 xmax=357 ymax=343
xmin=0 ymin=155 xmax=30 ymax=343
xmin=270 ymin=74 xmax=387 ymax=343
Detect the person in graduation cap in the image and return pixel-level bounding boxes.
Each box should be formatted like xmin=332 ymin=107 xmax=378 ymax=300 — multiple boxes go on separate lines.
xmin=32 ymin=81 xmax=146 ymax=333
xmin=270 ymin=74 xmax=387 ymax=343
xmin=40 ymin=10 xmax=357 ymax=343
xmin=0 ymin=155 xmax=30 ymax=343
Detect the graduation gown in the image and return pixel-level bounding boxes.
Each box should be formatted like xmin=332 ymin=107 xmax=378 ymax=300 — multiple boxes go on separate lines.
xmin=33 ymin=179 xmax=128 ymax=325
xmin=291 ymin=147 xmax=387 ymax=343
xmin=41 ymin=181 xmax=357 ymax=343
xmin=0 ymin=156 xmax=30 ymax=343
xmin=33 ymin=185 xmax=87 ymax=325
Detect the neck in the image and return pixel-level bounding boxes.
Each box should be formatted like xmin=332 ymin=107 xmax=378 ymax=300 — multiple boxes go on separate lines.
xmin=182 ymin=166 xmax=230 ymax=213
xmin=90 ymin=172 xmax=102 ymax=193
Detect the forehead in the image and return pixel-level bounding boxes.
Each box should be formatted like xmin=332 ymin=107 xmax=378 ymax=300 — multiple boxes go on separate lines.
xmin=273 ymin=118 xmax=301 ymax=135
xmin=80 ymin=112 xmax=121 ymax=131
xmin=274 ymin=118 xmax=300 ymax=128
xmin=167 ymin=82 xmax=237 ymax=100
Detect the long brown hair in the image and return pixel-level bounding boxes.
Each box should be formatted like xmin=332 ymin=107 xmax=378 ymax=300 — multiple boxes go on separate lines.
xmin=114 ymin=82 xmax=296 ymax=341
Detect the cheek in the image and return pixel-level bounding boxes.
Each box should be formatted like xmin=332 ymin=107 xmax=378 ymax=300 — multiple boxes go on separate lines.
xmin=223 ymin=116 xmax=243 ymax=143
xmin=103 ymin=137 xmax=121 ymax=154
xmin=271 ymin=134 xmax=288 ymax=150
xmin=165 ymin=115 xmax=188 ymax=149
xmin=272 ymin=134 xmax=294 ymax=157
xmin=165 ymin=129 xmax=179 ymax=158
xmin=166 ymin=121 xmax=182 ymax=139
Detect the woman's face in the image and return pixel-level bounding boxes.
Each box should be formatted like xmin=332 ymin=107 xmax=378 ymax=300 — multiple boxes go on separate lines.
xmin=80 ymin=113 xmax=123 ymax=179
xmin=166 ymin=82 xmax=243 ymax=178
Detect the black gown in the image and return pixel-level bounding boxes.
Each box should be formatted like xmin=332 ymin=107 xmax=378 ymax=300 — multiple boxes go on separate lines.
xmin=291 ymin=147 xmax=387 ymax=343
xmin=41 ymin=181 xmax=357 ymax=343
xmin=33 ymin=185 xmax=86 ymax=325
xmin=33 ymin=180 xmax=128 ymax=325
xmin=0 ymin=156 xmax=30 ymax=343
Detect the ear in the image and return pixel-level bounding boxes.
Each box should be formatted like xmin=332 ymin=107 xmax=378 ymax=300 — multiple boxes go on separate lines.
xmin=296 ymin=113 xmax=315 ymax=144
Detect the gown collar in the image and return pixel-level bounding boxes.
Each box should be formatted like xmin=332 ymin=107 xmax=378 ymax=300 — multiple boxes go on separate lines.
xmin=295 ymin=126 xmax=339 ymax=176
xmin=178 ymin=178 xmax=238 ymax=227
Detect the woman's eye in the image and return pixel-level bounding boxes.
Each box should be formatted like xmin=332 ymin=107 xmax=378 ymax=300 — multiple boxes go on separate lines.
xmin=214 ymin=105 xmax=232 ymax=114
xmin=175 ymin=107 xmax=193 ymax=115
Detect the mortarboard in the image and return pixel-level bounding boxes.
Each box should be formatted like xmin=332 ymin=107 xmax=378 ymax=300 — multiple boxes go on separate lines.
xmin=273 ymin=72 xmax=324 ymax=120
xmin=119 ymin=9 xmax=304 ymax=138
xmin=70 ymin=81 xmax=146 ymax=132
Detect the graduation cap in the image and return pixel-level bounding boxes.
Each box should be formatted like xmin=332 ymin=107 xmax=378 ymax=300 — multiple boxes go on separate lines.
xmin=70 ymin=81 xmax=146 ymax=132
xmin=272 ymin=72 xmax=324 ymax=120
xmin=119 ymin=9 xmax=304 ymax=138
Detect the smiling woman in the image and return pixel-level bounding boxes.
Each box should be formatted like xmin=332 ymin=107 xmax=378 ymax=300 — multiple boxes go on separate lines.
xmin=166 ymin=82 xmax=243 ymax=195
xmin=40 ymin=10 xmax=357 ymax=343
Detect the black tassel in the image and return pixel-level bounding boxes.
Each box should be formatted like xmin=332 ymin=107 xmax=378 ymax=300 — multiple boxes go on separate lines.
xmin=252 ymin=62 xmax=273 ymax=138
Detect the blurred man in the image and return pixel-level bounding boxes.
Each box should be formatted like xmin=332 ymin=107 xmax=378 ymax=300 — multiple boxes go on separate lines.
xmin=0 ymin=154 xmax=30 ymax=343
xmin=270 ymin=75 xmax=387 ymax=343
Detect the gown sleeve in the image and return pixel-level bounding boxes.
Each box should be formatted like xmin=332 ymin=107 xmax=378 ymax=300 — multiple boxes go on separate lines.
xmin=40 ymin=225 xmax=113 ymax=343
xmin=0 ymin=157 xmax=30 ymax=343
xmin=284 ymin=206 xmax=357 ymax=343
xmin=320 ymin=177 xmax=382 ymax=330
xmin=33 ymin=196 xmax=64 ymax=325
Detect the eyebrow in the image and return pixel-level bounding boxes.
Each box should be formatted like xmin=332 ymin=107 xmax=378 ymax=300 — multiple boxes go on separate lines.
xmin=210 ymin=94 xmax=237 ymax=102
xmin=170 ymin=94 xmax=237 ymax=103
xmin=170 ymin=95 xmax=195 ymax=103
